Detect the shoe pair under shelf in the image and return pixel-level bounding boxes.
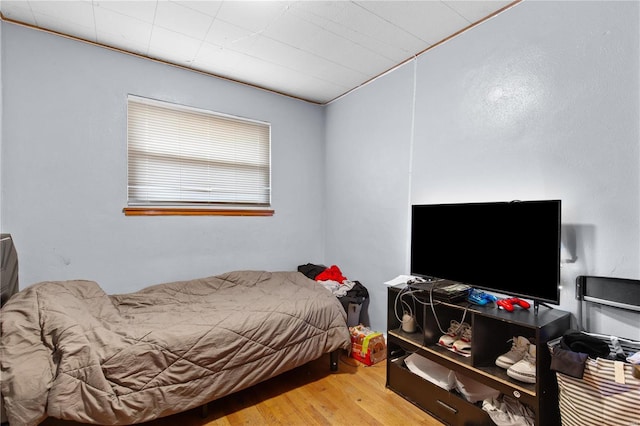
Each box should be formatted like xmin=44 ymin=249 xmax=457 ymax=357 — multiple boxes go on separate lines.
xmin=438 ymin=320 xmax=472 ymax=355
xmin=496 ymin=336 xmax=537 ymax=384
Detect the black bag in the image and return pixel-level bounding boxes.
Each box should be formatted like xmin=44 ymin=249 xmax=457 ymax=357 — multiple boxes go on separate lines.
xmin=339 ymin=281 xmax=369 ymax=327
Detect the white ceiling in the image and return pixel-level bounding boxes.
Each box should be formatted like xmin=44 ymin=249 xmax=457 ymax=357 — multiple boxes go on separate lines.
xmin=0 ymin=1 xmax=516 ymax=104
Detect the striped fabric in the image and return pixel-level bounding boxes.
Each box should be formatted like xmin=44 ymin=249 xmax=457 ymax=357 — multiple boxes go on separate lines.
xmin=556 ymin=357 xmax=640 ymax=426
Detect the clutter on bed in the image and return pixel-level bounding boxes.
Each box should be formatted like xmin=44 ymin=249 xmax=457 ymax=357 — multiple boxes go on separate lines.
xmin=0 ymin=270 xmax=350 ymax=426
xmin=298 ymin=263 xmax=369 ymax=326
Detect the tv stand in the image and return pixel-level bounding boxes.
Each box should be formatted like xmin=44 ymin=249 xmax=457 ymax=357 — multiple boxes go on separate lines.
xmin=386 ymin=286 xmax=570 ymax=426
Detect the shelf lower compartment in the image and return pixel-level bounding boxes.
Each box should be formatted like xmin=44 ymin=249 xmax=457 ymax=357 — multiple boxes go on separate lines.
xmin=387 ymin=285 xmax=570 ymax=426
xmin=388 ymin=330 xmax=538 ymax=405
xmin=387 ymin=356 xmax=493 ymax=426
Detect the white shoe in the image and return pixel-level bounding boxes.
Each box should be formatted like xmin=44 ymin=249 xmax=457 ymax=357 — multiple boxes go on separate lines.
xmin=438 ymin=320 xmax=463 ymax=347
xmin=507 ymin=344 xmax=536 ymax=384
xmin=452 ymin=323 xmax=472 ymax=354
xmin=496 ymin=336 xmax=530 ymax=369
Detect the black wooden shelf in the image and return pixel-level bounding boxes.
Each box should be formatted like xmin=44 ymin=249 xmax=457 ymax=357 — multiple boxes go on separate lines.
xmin=386 ymin=285 xmax=570 ymax=426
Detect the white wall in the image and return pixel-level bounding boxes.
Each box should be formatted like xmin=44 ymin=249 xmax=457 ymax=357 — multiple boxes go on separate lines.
xmin=325 ymin=63 xmax=415 ymax=330
xmin=326 ymin=0 xmax=640 ymax=338
xmin=0 ymin=23 xmax=327 ymax=294
xmin=412 ymin=0 xmax=639 ymax=338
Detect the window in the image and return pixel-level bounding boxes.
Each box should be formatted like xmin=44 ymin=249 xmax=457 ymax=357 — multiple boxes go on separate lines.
xmin=126 ymin=96 xmax=272 ymax=216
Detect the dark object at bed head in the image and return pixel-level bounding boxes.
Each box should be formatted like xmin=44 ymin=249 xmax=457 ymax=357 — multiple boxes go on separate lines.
xmin=1 ymin=234 xmax=19 ymax=307
xmin=298 ymin=263 xmax=327 ymax=280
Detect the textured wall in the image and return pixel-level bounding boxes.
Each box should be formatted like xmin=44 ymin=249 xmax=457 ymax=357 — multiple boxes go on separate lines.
xmin=325 ymin=63 xmax=415 ymax=332
xmin=411 ymin=0 xmax=639 ymax=337
xmin=326 ymin=1 xmax=639 ymax=337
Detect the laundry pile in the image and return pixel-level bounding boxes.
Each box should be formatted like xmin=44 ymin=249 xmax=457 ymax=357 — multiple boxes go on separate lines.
xmin=298 ymin=263 xmax=370 ymax=327
xmin=298 ymin=263 xmax=355 ymax=297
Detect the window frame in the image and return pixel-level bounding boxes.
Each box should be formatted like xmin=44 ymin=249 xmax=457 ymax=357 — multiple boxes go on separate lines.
xmin=125 ymin=95 xmax=273 ymax=216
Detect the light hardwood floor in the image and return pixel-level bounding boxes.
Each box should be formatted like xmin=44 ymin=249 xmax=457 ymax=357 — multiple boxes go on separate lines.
xmin=42 ymin=352 xmax=444 ymax=426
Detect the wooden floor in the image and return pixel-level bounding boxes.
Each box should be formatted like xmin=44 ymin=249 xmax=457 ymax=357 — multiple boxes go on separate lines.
xmin=42 ymin=352 xmax=444 ymax=426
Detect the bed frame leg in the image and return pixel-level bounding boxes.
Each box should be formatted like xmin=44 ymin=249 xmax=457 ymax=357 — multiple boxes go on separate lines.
xmin=330 ymin=350 xmax=339 ymax=371
xmin=200 ymin=403 xmax=209 ymax=418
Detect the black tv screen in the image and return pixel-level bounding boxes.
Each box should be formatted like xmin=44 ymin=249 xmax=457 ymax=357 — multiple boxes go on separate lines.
xmin=410 ymin=200 xmax=561 ymax=304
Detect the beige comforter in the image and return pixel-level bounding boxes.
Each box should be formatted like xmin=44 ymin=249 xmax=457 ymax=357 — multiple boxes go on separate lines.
xmin=0 ymin=270 xmax=350 ymax=425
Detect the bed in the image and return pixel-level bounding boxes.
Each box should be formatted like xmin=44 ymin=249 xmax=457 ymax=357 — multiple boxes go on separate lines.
xmin=0 ymin=270 xmax=351 ymax=425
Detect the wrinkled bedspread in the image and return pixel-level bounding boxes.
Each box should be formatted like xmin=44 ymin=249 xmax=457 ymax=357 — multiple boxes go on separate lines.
xmin=0 ymin=270 xmax=350 ymax=425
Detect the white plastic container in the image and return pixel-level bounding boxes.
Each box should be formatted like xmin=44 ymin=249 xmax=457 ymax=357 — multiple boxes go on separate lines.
xmin=454 ymin=371 xmax=501 ymax=403
xmin=405 ymin=353 xmax=456 ymax=390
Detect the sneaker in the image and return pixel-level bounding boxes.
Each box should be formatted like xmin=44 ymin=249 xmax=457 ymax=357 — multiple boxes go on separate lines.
xmin=438 ymin=320 xmax=463 ymax=347
xmin=495 ymin=336 xmax=530 ymax=369
xmin=452 ymin=323 xmax=472 ymax=354
xmin=507 ymin=344 xmax=536 ymax=384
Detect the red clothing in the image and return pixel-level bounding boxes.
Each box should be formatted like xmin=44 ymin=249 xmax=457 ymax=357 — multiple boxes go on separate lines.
xmin=316 ymin=265 xmax=347 ymax=283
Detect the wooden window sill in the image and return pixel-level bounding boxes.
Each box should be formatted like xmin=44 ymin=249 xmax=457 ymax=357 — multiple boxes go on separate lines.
xmin=123 ymin=207 xmax=274 ymax=216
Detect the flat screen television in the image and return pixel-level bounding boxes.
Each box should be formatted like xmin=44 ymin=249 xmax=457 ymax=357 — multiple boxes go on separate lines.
xmin=410 ymin=200 xmax=561 ymax=305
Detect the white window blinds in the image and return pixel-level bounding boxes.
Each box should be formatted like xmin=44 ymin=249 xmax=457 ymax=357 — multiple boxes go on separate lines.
xmin=127 ymin=96 xmax=271 ymax=207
